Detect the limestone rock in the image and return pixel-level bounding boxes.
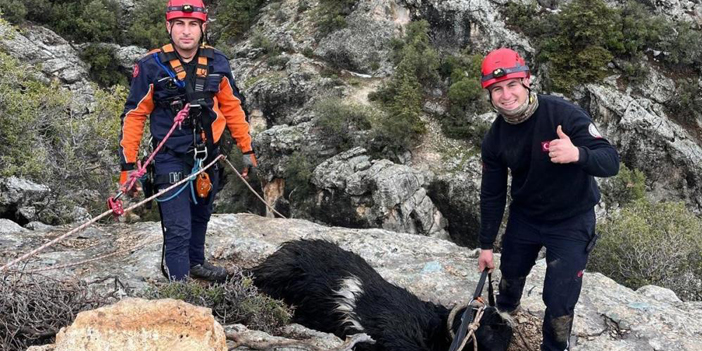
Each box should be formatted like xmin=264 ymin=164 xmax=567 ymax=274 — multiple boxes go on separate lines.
xmin=0 ymin=218 xmax=27 ymax=234
xmin=12 ymin=214 xmax=702 ymax=351
xmin=637 ymin=285 xmax=683 ymax=304
xmin=0 ymin=22 xmax=95 ymax=113
xmin=316 ymin=0 xmax=408 ymax=76
xmin=311 ymin=148 xmax=448 ymax=239
xmin=583 ymin=84 xmax=702 ymax=212
xmin=0 ymin=177 xmax=50 ymax=221
xmin=53 ymin=298 xmax=226 ymax=351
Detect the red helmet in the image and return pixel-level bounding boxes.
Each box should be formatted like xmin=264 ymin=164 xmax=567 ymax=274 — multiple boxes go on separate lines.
xmin=480 ymin=48 xmax=530 ymax=89
xmin=166 ymin=0 xmax=207 ymax=22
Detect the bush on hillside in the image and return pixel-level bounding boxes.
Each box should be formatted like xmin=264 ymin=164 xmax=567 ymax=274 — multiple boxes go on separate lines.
xmin=314 ymin=97 xmax=373 ymax=152
xmin=284 ymin=151 xmax=315 ymax=201
xmin=599 ymin=163 xmax=646 ymax=209
xmin=0 ymin=52 xmax=125 ymax=222
xmin=668 ymin=78 xmax=702 ymax=126
xmin=439 ymin=51 xmax=491 ymax=143
xmin=589 ymin=199 xmax=702 ymax=301
xmin=369 ymin=20 xmax=439 ymax=157
xmin=125 ymin=0 xmax=169 ymax=49
xmin=503 ymin=0 xmax=701 ymax=92
xmin=314 ymin=0 xmax=357 ymax=37
xmin=1 ymin=0 xmax=123 ymax=43
xmin=141 ymin=269 xmax=292 ymax=332
xmin=80 ymin=44 xmax=129 ymax=87
xmin=209 ymin=0 xmax=268 ymax=44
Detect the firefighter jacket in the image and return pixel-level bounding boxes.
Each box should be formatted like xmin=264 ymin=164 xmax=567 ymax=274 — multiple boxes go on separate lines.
xmin=118 ymin=45 xmax=252 ymax=171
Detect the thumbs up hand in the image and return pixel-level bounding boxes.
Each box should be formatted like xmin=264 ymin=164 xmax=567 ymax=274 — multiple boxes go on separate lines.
xmin=548 ymin=125 xmax=580 ymax=164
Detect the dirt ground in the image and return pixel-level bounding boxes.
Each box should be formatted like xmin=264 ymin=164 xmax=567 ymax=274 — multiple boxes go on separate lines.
xmin=507 ymin=310 xmax=543 ymax=351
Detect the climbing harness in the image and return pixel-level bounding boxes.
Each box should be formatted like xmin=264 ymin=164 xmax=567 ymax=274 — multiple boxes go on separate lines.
xmin=107 ymin=103 xmax=192 ymax=218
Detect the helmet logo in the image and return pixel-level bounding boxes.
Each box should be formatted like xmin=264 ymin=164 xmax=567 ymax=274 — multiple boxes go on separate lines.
xmin=182 ymin=4 xmax=193 ymax=12
xmin=492 ymin=68 xmax=506 ymax=78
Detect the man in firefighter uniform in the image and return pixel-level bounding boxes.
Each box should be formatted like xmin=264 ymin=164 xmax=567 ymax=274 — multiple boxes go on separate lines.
xmin=476 ymin=48 xmax=619 ymax=350
xmin=119 ymin=0 xmax=256 ymax=282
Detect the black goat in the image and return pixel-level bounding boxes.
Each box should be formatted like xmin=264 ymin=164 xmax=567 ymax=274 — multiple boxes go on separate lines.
xmin=251 ymin=239 xmax=512 ymax=351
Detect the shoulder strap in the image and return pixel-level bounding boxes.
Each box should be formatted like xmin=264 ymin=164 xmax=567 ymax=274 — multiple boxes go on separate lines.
xmin=159 ymin=44 xmax=187 ymax=81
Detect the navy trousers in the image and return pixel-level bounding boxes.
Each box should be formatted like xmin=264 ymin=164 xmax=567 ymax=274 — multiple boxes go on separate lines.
xmin=497 ymin=208 xmax=595 ymax=351
xmin=154 ymin=153 xmax=219 ymax=281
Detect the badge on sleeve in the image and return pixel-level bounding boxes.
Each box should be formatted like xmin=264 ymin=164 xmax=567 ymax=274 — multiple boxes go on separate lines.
xmin=132 ymin=63 xmax=140 ymax=78
xmin=588 ymin=123 xmax=603 ymax=138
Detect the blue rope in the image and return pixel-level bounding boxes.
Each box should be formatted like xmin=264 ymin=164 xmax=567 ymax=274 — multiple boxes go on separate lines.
xmin=156 ymin=161 xmax=202 ymax=204
xmin=152 ymin=53 xmax=185 ymax=89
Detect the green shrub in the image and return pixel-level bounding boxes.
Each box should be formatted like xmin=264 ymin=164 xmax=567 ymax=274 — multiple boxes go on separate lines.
xmin=503 ymin=0 xmax=701 ymax=92
xmin=251 ymin=31 xmax=280 ymax=57
xmin=668 ymin=78 xmax=702 ymax=126
xmin=536 ymin=0 xmax=619 ymax=91
xmin=600 ymin=163 xmax=646 ymax=208
xmin=438 ymin=52 xmax=491 ymax=142
xmin=315 ymin=0 xmax=357 ymax=37
xmin=313 ymin=97 xmax=373 ymax=151
xmin=369 ymin=20 xmax=439 ymax=156
xmin=659 ymin=21 xmax=702 ymax=71
xmin=124 ymin=0 xmax=169 ymax=49
xmin=0 ymin=0 xmax=28 ymax=24
xmin=141 ymin=270 xmax=292 ymax=332
xmin=80 ymin=44 xmax=128 ymax=88
xmin=209 ymin=0 xmax=268 ymax=44
xmin=284 ymin=151 xmax=314 ymax=200
xmin=590 ymin=199 xmax=702 ymax=301
xmin=0 ymin=52 xmax=126 ymax=221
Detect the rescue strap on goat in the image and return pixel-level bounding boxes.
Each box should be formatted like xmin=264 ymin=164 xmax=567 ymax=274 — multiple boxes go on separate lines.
xmin=448 ymin=268 xmax=495 ymax=351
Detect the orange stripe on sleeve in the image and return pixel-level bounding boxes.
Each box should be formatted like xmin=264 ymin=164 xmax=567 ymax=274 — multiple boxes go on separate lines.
xmin=216 ymin=77 xmax=252 ymax=153
xmin=120 ymin=84 xmax=154 ymax=164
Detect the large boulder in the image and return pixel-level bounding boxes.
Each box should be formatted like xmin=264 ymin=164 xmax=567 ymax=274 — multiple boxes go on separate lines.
xmin=0 ymin=22 xmax=95 ymax=114
xmin=0 ymin=177 xmax=50 ymax=224
xmin=403 ymin=0 xmax=534 ymax=56
xmin=315 ymin=0 xmax=409 ymax=76
xmin=311 ymin=147 xmax=449 ymax=239
xmin=52 ymin=298 xmax=226 ymax=351
xmin=582 ymin=84 xmax=702 ymax=212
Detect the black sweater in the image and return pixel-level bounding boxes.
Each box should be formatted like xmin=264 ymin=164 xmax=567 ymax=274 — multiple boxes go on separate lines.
xmin=479 ymin=95 xmax=619 ymax=249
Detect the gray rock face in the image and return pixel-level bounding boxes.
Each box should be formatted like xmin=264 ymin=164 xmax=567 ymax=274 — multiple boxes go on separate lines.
xmin=0 ymin=218 xmax=27 ymax=234
xmin=316 ymin=0 xmax=409 ymax=76
xmin=112 ymin=45 xmax=148 ymax=71
xmin=0 ymin=22 xmax=95 ymax=114
xmin=311 ymin=148 xmax=449 ymax=239
xmin=404 ymin=0 xmax=534 ymax=55
xmin=637 ymin=285 xmax=683 ymax=304
xmin=8 ymin=214 xmax=702 ymax=351
xmin=0 ymin=177 xmax=51 ymax=222
xmin=427 ymin=172 xmax=482 ymax=247
xmin=583 ymin=84 xmax=702 ymax=212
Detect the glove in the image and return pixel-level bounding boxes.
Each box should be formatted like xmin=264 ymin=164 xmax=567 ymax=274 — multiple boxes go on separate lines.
xmin=241 ymin=151 xmax=258 ymax=179
xmin=119 ymin=170 xmax=142 ymax=197
xmin=242 ymin=151 xmax=258 ymax=168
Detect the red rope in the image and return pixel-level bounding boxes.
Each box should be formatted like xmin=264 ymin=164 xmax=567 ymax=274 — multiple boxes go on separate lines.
xmin=121 ymin=103 xmax=191 ymax=193
xmin=0 ymin=154 xmax=223 ymax=273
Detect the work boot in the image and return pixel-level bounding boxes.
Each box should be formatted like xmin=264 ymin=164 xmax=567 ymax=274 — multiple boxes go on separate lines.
xmin=190 ymin=261 xmax=228 ymax=282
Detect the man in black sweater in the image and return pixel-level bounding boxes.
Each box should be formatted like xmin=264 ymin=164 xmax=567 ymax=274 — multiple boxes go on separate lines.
xmin=476 ymin=48 xmax=619 ymax=351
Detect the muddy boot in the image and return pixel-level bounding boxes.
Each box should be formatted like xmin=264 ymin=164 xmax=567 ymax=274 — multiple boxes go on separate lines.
xmin=190 ymin=261 xmax=228 ymax=282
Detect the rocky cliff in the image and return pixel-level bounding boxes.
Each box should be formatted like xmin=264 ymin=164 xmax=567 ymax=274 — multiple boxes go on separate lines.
xmin=3 ymin=214 xmax=701 ymax=350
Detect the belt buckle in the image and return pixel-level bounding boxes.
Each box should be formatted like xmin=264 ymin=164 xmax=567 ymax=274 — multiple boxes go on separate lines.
xmin=169 ymin=172 xmax=182 ymax=184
